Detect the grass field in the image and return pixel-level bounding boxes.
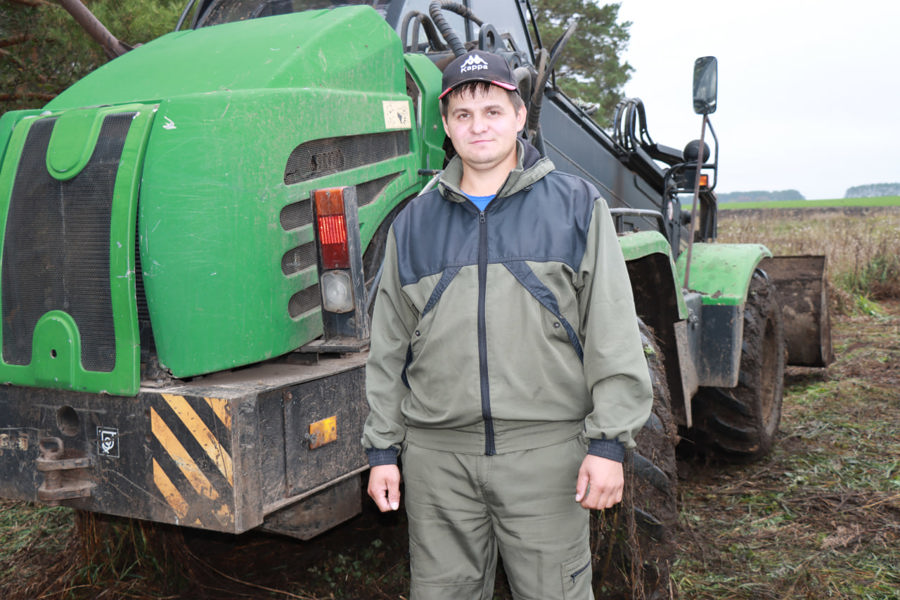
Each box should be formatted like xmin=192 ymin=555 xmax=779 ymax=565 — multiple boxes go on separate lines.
xmin=719 ymin=196 xmax=900 ymax=210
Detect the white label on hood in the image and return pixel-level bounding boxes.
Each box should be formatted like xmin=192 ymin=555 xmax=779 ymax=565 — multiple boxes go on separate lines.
xmin=382 ymin=101 xmax=411 ymax=130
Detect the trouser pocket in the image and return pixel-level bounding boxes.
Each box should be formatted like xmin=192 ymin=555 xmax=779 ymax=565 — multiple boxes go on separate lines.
xmin=562 ymin=550 xmax=593 ymax=599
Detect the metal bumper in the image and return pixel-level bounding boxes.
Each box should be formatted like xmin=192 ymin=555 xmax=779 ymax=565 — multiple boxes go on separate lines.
xmin=0 ymin=352 xmax=368 ymax=537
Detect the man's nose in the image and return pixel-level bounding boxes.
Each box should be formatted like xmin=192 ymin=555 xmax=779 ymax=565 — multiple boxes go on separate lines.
xmin=470 ymin=113 xmax=488 ymax=132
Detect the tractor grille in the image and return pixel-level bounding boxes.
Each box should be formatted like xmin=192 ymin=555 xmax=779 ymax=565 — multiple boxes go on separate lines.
xmin=283 ymin=131 xmax=409 ymax=185
xmin=134 ymin=216 xmax=157 ymax=359
xmin=356 ymin=173 xmax=399 ymax=207
xmin=280 ymin=197 xmax=314 ymax=231
xmin=281 ymin=130 xmax=406 ymax=322
xmin=1 ymin=114 xmax=134 ymax=372
xmin=281 ymin=242 xmax=316 ymax=276
xmin=288 ymin=284 xmax=321 ymax=318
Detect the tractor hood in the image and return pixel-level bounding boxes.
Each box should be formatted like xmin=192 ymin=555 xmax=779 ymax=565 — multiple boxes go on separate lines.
xmin=0 ymin=5 xmax=419 ymax=392
xmin=46 ymin=7 xmax=399 ymax=110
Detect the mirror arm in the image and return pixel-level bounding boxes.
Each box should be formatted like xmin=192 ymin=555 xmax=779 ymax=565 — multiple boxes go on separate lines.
xmin=682 ymin=113 xmax=709 ymax=291
xmin=705 ymin=119 xmax=719 ymax=190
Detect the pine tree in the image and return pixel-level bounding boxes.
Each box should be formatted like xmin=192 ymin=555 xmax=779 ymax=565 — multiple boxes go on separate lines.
xmin=530 ymin=0 xmax=632 ymax=127
xmin=1 ymin=0 xmax=183 ymax=113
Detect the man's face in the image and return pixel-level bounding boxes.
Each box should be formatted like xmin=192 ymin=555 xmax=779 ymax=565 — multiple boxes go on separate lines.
xmin=441 ymin=85 xmax=526 ymax=176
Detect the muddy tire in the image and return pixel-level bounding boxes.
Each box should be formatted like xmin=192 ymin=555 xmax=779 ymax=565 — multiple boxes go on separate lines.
xmin=690 ymin=270 xmax=786 ymax=461
xmin=362 ymin=198 xmax=411 ymax=318
xmin=592 ymin=320 xmax=678 ymax=599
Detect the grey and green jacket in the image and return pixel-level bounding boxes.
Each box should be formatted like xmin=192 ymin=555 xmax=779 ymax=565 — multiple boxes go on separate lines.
xmin=362 ymin=141 xmax=653 ymax=466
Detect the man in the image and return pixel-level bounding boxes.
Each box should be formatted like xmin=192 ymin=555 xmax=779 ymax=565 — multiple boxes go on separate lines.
xmin=362 ymin=49 xmax=653 ymax=599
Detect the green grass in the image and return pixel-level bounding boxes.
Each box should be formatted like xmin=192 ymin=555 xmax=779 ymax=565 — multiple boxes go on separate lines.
xmin=719 ymin=196 xmax=900 ymax=210
xmin=0 ymin=501 xmax=74 ymax=598
xmin=0 ymin=502 xmax=72 ymax=577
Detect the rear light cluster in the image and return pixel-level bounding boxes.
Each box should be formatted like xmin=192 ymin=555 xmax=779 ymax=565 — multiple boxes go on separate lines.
xmin=311 ymin=187 xmax=368 ymax=341
xmin=314 ymin=189 xmax=354 ymax=314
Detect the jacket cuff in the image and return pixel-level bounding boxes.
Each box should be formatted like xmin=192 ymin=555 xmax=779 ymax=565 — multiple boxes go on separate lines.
xmin=587 ymin=439 xmax=625 ymax=463
xmin=366 ymin=447 xmax=399 ymax=467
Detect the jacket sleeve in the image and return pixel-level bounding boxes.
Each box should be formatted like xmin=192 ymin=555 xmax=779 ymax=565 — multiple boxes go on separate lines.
xmin=361 ymin=229 xmax=418 ymax=465
xmin=577 ymin=196 xmax=654 ymax=454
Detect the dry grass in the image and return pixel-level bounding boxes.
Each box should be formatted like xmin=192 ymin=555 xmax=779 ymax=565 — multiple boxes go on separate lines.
xmin=718 ymin=207 xmax=900 ymax=310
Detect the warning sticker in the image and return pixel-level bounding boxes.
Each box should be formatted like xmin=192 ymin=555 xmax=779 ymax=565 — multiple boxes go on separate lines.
xmin=382 ymin=101 xmax=411 ymax=130
xmin=98 ymin=426 xmax=120 ymax=458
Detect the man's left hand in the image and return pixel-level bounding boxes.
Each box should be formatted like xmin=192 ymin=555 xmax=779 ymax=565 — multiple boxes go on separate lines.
xmin=574 ymin=455 xmax=624 ymax=510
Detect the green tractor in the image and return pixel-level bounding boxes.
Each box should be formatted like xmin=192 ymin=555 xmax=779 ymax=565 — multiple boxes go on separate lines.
xmin=0 ymin=0 xmax=831 ymax=595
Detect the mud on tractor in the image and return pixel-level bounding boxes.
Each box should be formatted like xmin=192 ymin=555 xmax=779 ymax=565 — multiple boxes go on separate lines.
xmin=0 ymin=0 xmax=832 ymax=595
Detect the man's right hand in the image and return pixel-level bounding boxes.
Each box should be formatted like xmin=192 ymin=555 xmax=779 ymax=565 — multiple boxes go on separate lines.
xmin=367 ymin=464 xmax=402 ymax=512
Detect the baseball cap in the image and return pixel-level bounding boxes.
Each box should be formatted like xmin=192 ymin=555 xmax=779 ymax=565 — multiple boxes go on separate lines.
xmin=439 ymin=50 xmax=518 ymax=100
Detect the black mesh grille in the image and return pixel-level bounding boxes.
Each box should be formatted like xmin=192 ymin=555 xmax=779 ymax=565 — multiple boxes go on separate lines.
xmin=356 ymin=173 xmax=400 ymax=207
xmin=280 ymin=198 xmax=312 ymax=231
xmin=2 ymin=114 xmax=134 ymax=372
xmin=281 ymin=242 xmax=317 ymax=276
xmin=134 ymin=216 xmax=156 ymax=360
xmin=283 ymin=131 xmax=409 ymax=185
xmin=288 ymin=284 xmax=320 ymax=318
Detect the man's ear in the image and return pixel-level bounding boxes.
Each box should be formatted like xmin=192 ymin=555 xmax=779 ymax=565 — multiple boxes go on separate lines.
xmin=516 ymin=105 xmax=527 ymax=131
xmin=441 ymin=115 xmax=450 ymax=137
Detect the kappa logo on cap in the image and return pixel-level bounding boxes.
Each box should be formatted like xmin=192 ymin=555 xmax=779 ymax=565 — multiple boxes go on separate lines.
xmin=459 ymin=54 xmax=489 ymax=73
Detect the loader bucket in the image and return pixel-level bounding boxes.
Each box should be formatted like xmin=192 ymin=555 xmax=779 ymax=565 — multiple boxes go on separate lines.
xmin=760 ymin=255 xmax=834 ymax=367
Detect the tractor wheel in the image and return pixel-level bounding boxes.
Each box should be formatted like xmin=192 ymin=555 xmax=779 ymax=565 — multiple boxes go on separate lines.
xmin=362 ymin=198 xmax=411 ymax=318
xmin=689 ymin=270 xmax=786 ymax=461
xmin=592 ymin=319 xmax=678 ymax=599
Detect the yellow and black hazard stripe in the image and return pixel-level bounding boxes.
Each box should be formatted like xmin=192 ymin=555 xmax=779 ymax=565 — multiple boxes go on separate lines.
xmin=150 ymin=394 xmax=234 ymax=527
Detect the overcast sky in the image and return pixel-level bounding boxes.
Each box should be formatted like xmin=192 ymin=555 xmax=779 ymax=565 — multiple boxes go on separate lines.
xmin=614 ymin=1 xmax=900 ymax=200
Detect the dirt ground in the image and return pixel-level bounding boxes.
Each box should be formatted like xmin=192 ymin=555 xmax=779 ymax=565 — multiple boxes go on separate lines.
xmin=2 ymin=302 xmax=898 ymax=600
xmin=673 ymin=299 xmax=900 ymax=598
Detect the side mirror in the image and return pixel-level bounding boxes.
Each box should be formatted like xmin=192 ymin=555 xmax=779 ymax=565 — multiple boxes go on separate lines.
xmin=692 ymin=56 xmax=717 ymax=115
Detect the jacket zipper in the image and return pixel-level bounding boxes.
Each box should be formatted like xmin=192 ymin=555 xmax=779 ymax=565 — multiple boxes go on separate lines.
xmin=477 ymin=210 xmax=495 ymax=456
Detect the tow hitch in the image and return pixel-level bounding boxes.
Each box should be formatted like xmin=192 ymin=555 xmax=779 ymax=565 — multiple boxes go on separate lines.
xmin=36 ymin=436 xmax=94 ymax=504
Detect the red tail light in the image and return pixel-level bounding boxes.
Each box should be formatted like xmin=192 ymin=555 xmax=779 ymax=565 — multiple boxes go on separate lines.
xmin=314 ymin=188 xmax=350 ymax=270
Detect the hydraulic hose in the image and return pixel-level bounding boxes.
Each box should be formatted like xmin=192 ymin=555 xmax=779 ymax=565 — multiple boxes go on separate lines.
xmin=428 ymin=1 xmax=483 ymax=57
xmin=525 ymin=20 xmax=577 ymax=138
xmin=400 ymin=11 xmax=446 ymax=52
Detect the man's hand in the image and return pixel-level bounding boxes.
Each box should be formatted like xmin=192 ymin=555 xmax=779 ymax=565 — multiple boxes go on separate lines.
xmin=367 ymin=464 xmax=402 ymax=512
xmin=574 ymin=455 xmax=624 ymax=510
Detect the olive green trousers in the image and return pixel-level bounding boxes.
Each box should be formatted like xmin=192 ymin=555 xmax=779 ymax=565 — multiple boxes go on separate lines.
xmin=402 ymin=436 xmax=594 ymax=600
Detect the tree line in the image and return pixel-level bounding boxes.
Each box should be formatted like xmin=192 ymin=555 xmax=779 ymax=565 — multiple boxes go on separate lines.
xmin=844 ymin=183 xmax=900 ymax=199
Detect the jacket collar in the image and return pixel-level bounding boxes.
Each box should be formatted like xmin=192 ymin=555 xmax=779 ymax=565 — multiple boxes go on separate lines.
xmin=438 ymin=139 xmax=555 ymax=204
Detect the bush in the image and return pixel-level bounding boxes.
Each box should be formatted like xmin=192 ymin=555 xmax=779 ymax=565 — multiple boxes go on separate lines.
xmin=834 ymin=239 xmax=900 ymax=300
